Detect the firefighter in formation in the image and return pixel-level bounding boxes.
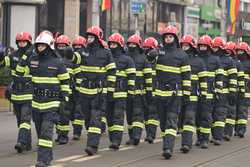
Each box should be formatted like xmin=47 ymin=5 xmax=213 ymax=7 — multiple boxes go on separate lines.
xmin=0 ymin=25 xmax=249 ymax=166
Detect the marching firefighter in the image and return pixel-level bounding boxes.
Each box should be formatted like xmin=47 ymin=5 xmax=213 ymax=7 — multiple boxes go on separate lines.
xmin=179 ymin=35 xmax=208 ymax=153
xmin=16 ymin=32 xmax=70 ymax=167
xmin=0 ymin=32 xmax=33 ymax=153
xmin=107 ymin=33 xmax=136 ymax=150
xmin=224 ymin=41 xmax=245 ymax=140
xmin=147 ymin=25 xmax=191 ymax=159
xmin=211 ymin=37 xmax=237 ymax=145
xmin=55 ymin=35 xmax=81 ymax=144
xmin=126 ymin=34 xmax=152 ymax=146
xmin=72 ymin=35 xmax=86 ymax=52
xmin=142 ymin=37 xmax=159 ymax=144
xmin=235 ymin=42 xmax=250 ymax=138
xmin=71 ymin=26 xmax=116 ymax=155
xmin=196 ymin=35 xmax=224 ymax=148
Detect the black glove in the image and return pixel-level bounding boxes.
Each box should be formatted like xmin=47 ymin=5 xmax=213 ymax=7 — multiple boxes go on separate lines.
xmin=228 ymin=92 xmax=237 ymax=105
xmin=146 ymin=49 xmax=158 ymax=63
xmin=4 ymin=88 xmax=11 ymax=100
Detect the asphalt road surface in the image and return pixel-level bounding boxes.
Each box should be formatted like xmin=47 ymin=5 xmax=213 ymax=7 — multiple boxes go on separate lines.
xmin=0 ymin=111 xmax=250 ymax=167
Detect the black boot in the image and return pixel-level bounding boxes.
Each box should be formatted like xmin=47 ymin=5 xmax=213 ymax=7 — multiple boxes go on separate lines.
xmin=200 ymin=141 xmax=208 ymax=149
xmin=145 ymin=136 xmax=154 ymax=144
xmin=162 ymin=149 xmax=172 ymax=159
xmin=109 ymin=143 xmax=119 ymax=151
xmin=180 ymin=145 xmax=190 ymax=153
xmin=14 ymin=143 xmax=26 ymax=153
xmin=85 ymin=146 xmax=97 ymax=156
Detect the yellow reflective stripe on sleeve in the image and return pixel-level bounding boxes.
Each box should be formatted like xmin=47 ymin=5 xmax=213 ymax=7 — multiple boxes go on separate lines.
xmin=88 ymin=127 xmax=101 ymax=134
xmin=222 ymin=88 xmax=229 ymax=94
xmin=146 ymin=87 xmax=153 ymax=91
xmin=22 ymin=54 xmax=27 ymax=60
xmin=67 ymin=68 xmax=74 ymax=74
xmin=113 ymin=92 xmax=127 ymax=98
xmin=191 ymin=74 xmax=198 ymax=80
xmin=183 ymin=125 xmax=195 ymax=132
xmin=145 ymin=119 xmax=159 ymax=126
xmin=198 ymin=71 xmax=208 ymax=77
xmin=190 ymin=96 xmax=198 ymax=102
xmin=200 ymin=127 xmax=211 ymax=134
xmin=229 ymin=79 xmax=237 ymax=85
xmin=238 ymin=81 xmax=245 ymax=86
xmin=107 ymin=75 xmax=116 ymax=82
xmin=76 ymin=78 xmax=82 ymax=84
xmin=183 ymin=90 xmax=191 ymax=96
xmin=32 ymin=77 xmax=60 ymax=84
xmin=207 ymin=71 xmax=215 ymax=77
xmin=81 ymin=65 xmax=106 ymax=73
xmin=38 ymin=139 xmax=53 ymax=148
xmin=200 ymin=82 xmax=208 ymax=88
xmin=206 ymin=93 xmax=213 ymax=99
xmin=136 ymin=71 xmax=144 ymax=76
xmin=154 ymin=89 xmax=174 ymax=97
xmin=225 ymin=119 xmax=236 ymax=125
xmin=145 ymin=78 xmax=152 ymax=84
xmin=182 ymin=80 xmax=191 ymax=87
xmin=11 ymin=94 xmax=32 ymax=101
xmin=116 ymin=70 xmax=127 ymax=77
xmin=57 ymin=125 xmax=70 ymax=131
xmin=101 ymin=117 xmax=107 ymax=124
xmin=216 ymin=81 xmax=223 ymax=87
xmin=236 ymin=119 xmax=248 ymax=125
xmin=227 ymin=68 xmax=237 ymax=75
xmin=58 ymin=73 xmax=70 ymax=80
xmin=128 ymin=80 xmax=135 ymax=86
xmin=19 ymin=123 xmax=31 ymax=130
xmin=180 ymin=65 xmax=191 ymax=72
xmin=245 ymin=93 xmax=250 ymax=98
xmin=156 ymin=64 xmax=180 ymax=73
xmin=132 ymin=121 xmax=144 ymax=128
xmin=125 ymin=68 xmax=136 ymax=74
xmin=238 ymin=71 xmax=244 ymax=77
xmin=74 ymin=52 xmax=81 ymax=64
xmin=229 ymin=88 xmax=237 ymax=92
xmin=106 ymin=62 xmax=116 ymax=70
xmin=4 ymin=56 xmax=10 ymax=67
xmin=16 ymin=64 xmax=26 ymax=73
xmin=216 ymin=68 xmax=224 ymax=75
xmin=213 ymin=121 xmax=225 ymax=127
xmin=164 ymin=129 xmax=177 ymax=136
xmin=32 ymin=101 xmax=60 ymax=110
xmin=73 ymin=67 xmax=81 ymax=74
xmin=60 ymin=85 xmax=70 ymax=92
xmin=128 ymin=89 xmax=146 ymax=95
xmin=72 ymin=119 xmax=85 ymax=126
xmin=143 ymin=68 xmax=152 ymax=74
xmin=78 ymin=87 xmax=99 ymax=95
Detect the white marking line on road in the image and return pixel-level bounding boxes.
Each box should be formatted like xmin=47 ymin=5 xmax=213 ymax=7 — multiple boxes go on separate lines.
xmin=99 ymin=148 xmax=110 ymax=152
xmin=154 ymin=138 xmax=162 ymax=143
xmin=30 ymin=164 xmax=65 ymax=167
xmin=73 ymin=155 xmax=101 ymax=162
xmin=119 ymin=146 xmax=135 ymax=151
xmin=55 ymin=155 xmax=83 ymax=162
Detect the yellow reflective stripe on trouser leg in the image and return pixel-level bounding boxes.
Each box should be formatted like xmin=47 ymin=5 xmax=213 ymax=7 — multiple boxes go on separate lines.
xmin=38 ymin=139 xmax=53 ymax=148
xmin=183 ymin=125 xmax=196 ymax=133
xmin=73 ymin=119 xmax=85 ymax=126
xmin=19 ymin=123 xmax=31 ymax=130
xmin=213 ymin=121 xmax=225 ymax=127
xmin=236 ymin=119 xmax=248 ymax=125
xmin=132 ymin=122 xmax=144 ymax=128
xmin=145 ymin=119 xmax=159 ymax=126
xmin=225 ymin=119 xmax=236 ymax=125
xmin=109 ymin=125 xmax=124 ymax=132
xmin=164 ymin=129 xmax=177 ymax=136
xmin=57 ymin=125 xmax=70 ymax=131
xmin=101 ymin=117 xmax=107 ymax=124
xmin=200 ymin=127 xmax=211 ymax=134
xmin=88 ymin=127 xmax=101 ymax=134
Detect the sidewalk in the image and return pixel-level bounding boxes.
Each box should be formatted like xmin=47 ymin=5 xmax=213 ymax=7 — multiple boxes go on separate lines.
xmin=0 ymin=98 xmax=11 ymax=112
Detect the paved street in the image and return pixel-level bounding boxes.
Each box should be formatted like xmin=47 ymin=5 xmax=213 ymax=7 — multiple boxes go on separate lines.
xmin=1 ymin=111 xmax=250 ymax=167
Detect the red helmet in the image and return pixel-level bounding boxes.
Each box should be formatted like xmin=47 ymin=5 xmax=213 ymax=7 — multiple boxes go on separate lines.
xmin=72 ymin=36 xmax=86 ymax=46
xmin=161 ymin=25 xmax=178 ymax=36
xmin=16 ymin=32 xmax=32 ymax=43
xmin=180 ymin=35 xmax=196 ymax=48
xmin=236 ymin=42 xmax=249 ymax=52
xmin=86 ymin=26 xmax=103 ymax=39
xmin=55 ymin=35 xmax=70 ymax=46
xmin=224 ymin=41 xmax=236 ymax=55
xmin=212 ymin=37 xmax=225 ymax=49
xmin=142 ymin=37 xmax=158 ymax=49
xmin=108 ymin=33 xmax=125 ymax=47
xmin=197 ymin=35 xmax=212 ymax=47
xmin=127 ymin=34 xmax=142 ymax=47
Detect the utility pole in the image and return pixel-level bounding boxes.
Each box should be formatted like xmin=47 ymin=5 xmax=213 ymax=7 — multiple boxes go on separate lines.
xmin=221 ymin=0 xmax=227 ymax=39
